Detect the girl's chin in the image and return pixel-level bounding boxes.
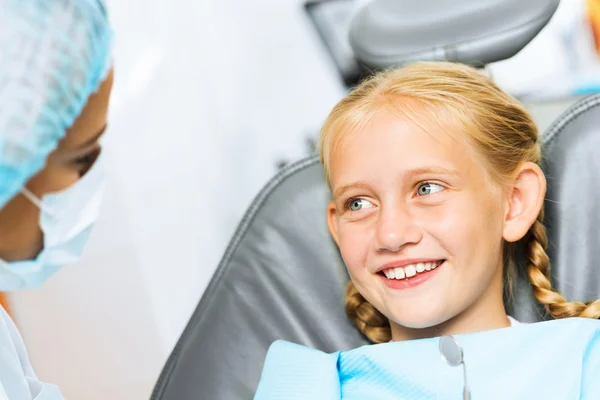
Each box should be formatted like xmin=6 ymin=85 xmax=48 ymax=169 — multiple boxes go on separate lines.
xmin=387 ymin=310 xmax=453 ymax=332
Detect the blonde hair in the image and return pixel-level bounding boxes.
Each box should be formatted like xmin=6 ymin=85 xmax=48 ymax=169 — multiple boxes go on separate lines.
xmin=320 ymin=62 xmax=600 ymax=344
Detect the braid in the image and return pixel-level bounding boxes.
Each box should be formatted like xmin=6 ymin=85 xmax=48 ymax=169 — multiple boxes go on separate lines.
xmin=527 ymin=211 xmax=600 ymax=319
xmin=345 ymin=281 xmax=391 ymax=343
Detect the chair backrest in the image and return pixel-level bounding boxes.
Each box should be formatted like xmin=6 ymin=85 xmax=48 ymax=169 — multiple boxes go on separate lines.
xmin=151 ymin=95 xmax=600 ymax=400
xmin=151 ymin=157 xmax=367 ymax=400
xmin=508 ymin=94 xmax=600 ymax=322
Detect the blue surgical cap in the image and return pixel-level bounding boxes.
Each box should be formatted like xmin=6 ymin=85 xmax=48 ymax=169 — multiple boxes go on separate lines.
xmin=0 ymin=0 xmax=113 ymax=208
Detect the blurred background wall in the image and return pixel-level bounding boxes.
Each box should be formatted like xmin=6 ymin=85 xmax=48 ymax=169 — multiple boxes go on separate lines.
xmin=3 ymin=0 xmax=599 ymax=398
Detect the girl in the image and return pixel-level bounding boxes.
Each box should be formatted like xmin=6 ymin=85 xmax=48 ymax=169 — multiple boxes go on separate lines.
xmin=255 ymin=62 xmax=600 ymax=399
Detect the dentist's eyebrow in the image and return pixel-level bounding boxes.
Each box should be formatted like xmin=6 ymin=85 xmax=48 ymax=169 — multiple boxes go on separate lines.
xmin=58 ymin=124 xmax=108 ymax=162
xmin=73 ymin=124 xmax=108 ymax=150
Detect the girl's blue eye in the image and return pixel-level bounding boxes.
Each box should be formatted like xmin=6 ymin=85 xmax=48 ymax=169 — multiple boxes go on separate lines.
xmin=417 ymin=182 xmax=445 ymax=196
xmin=346 ymin=198 xmax=374 ymax=211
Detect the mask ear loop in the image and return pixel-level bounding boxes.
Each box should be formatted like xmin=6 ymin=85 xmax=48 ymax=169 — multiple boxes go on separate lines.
xmin=20 ymin=187 xmax=58 ymax=219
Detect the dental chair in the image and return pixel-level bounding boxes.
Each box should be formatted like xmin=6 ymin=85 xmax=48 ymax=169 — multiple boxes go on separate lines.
xmin=151 ymin=1 xmax=600 ymax=398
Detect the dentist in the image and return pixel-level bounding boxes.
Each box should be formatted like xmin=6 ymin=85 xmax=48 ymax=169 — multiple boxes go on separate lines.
xmin=0 ymin=0 xmax=113 ymax=398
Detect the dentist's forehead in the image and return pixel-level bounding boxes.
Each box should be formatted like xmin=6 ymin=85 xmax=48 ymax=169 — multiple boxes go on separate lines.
xmin=56 ymin=70 xmax=114 ymax=153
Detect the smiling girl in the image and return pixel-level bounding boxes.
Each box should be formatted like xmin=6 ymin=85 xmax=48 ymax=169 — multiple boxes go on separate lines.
xmin=254 ymin=62 xmax=600 ymax=399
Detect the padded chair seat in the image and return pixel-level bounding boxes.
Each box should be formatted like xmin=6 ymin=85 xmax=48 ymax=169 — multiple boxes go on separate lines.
xmin=348 ymin=0 xmax=559 ymax=68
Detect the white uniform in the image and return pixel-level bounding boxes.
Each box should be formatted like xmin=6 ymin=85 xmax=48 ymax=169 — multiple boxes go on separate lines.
xmin=0 ymin=306 xmax=63 ymax=400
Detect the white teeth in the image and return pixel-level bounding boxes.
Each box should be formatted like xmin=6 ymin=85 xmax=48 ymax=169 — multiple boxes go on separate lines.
xmin=394 ymin=267 xmax=405 ymax=279
xmin=382 ymin=260 xmax=444 ymax=280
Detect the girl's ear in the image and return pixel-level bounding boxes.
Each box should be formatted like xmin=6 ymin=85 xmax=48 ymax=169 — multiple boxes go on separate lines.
xmin=327 ymin=201 xmax=340 ymax=246
xmin=503 ymin=162 xmax=546 ymax=242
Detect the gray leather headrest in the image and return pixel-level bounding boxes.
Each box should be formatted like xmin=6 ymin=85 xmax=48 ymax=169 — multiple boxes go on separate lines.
xmin=349 ymin=0 xmax=560 ymax=68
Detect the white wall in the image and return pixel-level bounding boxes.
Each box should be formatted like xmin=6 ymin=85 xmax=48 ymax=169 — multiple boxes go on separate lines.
xmin=10 ymin=0 xmax=346 ymax=399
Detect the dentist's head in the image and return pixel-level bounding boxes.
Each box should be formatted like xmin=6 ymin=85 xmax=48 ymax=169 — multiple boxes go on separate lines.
xmin=0 ymin=0 xmax=114 ymax=290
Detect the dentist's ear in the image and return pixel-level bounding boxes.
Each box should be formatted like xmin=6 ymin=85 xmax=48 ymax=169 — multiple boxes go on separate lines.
xmin=502 ymin=162 xmax=546 ymax=242
xmin=327 ymin=201 xmax=341 ymax=246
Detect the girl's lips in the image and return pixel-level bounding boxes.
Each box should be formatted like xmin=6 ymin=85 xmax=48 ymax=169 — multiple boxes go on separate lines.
xmin=378 ymin=260 xmax=445 ymax=290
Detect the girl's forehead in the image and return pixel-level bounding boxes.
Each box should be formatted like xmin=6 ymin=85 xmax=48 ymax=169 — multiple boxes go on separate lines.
xmin=332 ymin=109 xmax=470 ymax=162
xmin=327 ymin=109 xmax=489 ymax=187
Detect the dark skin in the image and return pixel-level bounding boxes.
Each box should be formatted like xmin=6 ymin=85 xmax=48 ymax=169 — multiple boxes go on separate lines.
xmin=0 ymin=69 xmax=114 ymax=262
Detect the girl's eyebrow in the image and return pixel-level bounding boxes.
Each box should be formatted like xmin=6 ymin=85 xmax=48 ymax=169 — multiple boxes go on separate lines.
xmin=403 ymin=166 xmax=461 ymax=181
xmin=332 ymin=166 xmax=461 ymax=201
xmin=333 ymin=181 xmax=371 ymax=201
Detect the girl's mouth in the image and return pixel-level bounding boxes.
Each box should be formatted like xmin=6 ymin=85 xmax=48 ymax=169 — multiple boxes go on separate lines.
xmin=378 ymin=260 xmax=445 ymax=290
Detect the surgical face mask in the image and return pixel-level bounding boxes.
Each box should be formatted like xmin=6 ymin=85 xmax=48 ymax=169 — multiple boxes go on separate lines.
xmin=0 ymin=153 xmax=106 ymax=291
